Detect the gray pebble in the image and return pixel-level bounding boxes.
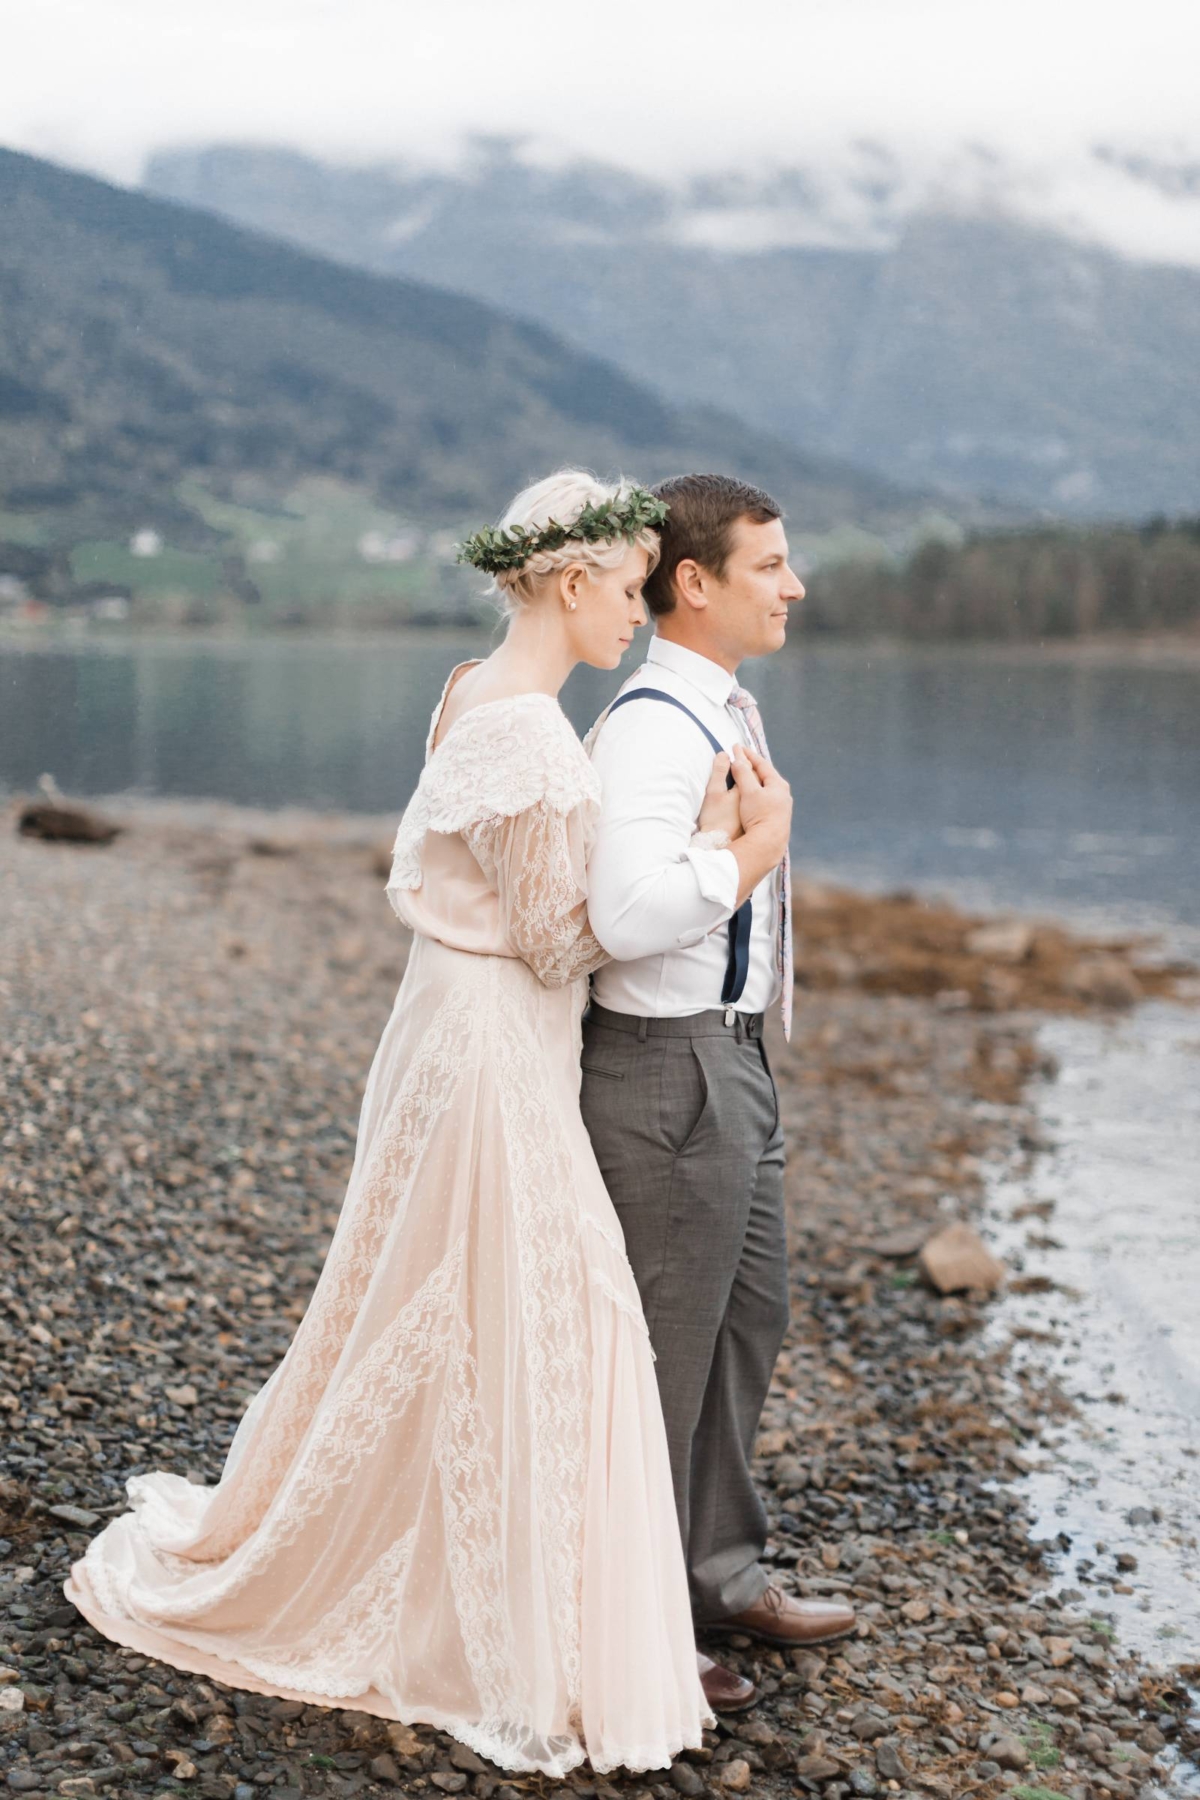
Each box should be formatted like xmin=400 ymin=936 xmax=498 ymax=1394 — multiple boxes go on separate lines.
xmin=875 ymin=1741 xmax=910 ymax=1781
xmin=448 ymin=1741 xmax=488 ymax=1773
xmin=989 ymin=1735 xmax=1030 ymax=1770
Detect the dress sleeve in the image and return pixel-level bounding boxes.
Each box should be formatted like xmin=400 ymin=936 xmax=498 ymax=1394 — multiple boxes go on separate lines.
xmin=462 ymin=799 xmax=611 ymax=989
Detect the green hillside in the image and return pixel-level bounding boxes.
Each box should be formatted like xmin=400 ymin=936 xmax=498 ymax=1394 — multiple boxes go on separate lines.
xmin=0 ymin=147 xmax=951 ymax=624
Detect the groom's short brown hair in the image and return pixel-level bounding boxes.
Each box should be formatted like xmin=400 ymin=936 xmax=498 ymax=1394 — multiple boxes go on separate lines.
xmin=642 ymin=473 xmax=782 ymax=617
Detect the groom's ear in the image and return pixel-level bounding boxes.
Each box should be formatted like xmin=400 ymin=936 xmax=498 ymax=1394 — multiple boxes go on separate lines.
xmin=674 ymin=558 xmax=710 ymax=611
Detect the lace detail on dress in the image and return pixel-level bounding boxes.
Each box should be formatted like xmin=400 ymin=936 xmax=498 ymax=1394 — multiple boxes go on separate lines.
xmin=584 ymin=1209 xmax=626 ymax=1259
xmin=187 ymin=980 xmax=479 ymax=1567
xmin=104 ymin=1237 xmax=466 ymax=1624
xmin=589 ymin=1266 xmax=654 ymax=1343
xmin=581 ymin=1209 xmax=654 ymax=1350
xmin=490 ymin=959 xmax=590 ymax=1720
xmin=688 ymin=827 xmax=732 ymax=853
xmin=434 ymin=1335 xmax=523 ymax=1756
xmin=387 ymin=695 xmax=601 ymax=898
xmin=237 ymin=1530 xmax=415 ymax=1696
xmin=462 ymin=803 xmax=608 ymax=989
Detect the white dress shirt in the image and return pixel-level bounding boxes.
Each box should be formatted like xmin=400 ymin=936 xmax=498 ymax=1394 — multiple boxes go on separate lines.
xmin=586 ymin=635 xmax=782 ymax=1019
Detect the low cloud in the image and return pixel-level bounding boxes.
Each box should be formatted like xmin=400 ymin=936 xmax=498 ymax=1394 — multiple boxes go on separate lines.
xmin=2 ymin=0 xmax=1199 ymax=267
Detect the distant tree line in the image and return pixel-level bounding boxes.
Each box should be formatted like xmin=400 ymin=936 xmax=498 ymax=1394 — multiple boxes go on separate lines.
xmin=801 ymin=518 xmax=1200 ymax=639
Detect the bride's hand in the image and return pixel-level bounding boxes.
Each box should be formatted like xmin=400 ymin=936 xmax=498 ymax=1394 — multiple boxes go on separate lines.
xmin=696 ymin=749 xmax=744 ymax=842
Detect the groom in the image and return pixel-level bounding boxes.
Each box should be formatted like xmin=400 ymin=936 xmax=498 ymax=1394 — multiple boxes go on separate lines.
xmin=582 ymin=474 xmax=855 ymax=1709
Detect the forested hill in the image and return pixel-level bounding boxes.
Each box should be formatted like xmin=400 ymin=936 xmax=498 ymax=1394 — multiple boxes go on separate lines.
xmin=802 ymin=519 xmax=1200 ymax=640
xmin=0 ymin=147 xmax=936 ymax=544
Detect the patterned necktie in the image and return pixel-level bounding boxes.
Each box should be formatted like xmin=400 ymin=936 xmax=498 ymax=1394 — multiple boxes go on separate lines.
xmin=728 ymin=685 xmax=793 ymax=1041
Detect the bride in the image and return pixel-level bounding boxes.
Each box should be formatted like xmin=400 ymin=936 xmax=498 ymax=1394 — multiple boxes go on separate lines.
xmin=66 ymin=471 xmax=741 ymax=1778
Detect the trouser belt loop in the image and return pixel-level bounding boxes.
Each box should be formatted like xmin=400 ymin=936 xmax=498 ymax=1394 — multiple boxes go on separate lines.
xmin=732 ymin=1011 xmax=763 ymax=1042
xmin=637 ymin=1016 xmax=649 ymax=1043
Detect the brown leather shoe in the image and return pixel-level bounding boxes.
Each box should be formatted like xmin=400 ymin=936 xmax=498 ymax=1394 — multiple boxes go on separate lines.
xmin=697 ymin=1651 xmax=758 ymax=1712
xmin=714 ymin=1586 xmax=856 ymax=1648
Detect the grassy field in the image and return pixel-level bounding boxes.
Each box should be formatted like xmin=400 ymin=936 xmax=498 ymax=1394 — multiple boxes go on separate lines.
xmin=2 ymin=478 xmax=488 ymax=627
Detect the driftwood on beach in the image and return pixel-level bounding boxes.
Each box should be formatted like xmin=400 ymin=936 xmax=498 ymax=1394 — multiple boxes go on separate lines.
xmin=16 ymin=799 xmax=121 ymax=845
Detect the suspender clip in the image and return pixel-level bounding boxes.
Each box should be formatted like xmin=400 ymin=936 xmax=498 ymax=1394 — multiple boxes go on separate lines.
xmin=724 ymin=1005 xmax=736 ymax=1028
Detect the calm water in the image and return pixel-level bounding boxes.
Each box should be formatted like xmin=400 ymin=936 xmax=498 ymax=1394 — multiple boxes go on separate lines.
xmin=3 ymin=631 xmax=1200 ymax=954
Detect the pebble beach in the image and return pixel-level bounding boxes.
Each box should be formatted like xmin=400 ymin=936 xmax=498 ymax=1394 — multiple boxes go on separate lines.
xmin=2 ymin=802 xmax=1197 ymax=1800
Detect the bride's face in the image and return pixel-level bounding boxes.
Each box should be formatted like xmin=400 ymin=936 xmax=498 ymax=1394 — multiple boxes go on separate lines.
xmin=562 ymin=544 xmax=650 ymax=670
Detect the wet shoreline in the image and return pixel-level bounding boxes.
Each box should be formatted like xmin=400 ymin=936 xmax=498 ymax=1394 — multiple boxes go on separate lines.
xmin=986 ymin=1004 xmax=1200 ymax=1672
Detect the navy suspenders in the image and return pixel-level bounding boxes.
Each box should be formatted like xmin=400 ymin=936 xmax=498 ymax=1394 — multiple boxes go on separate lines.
xmin=604 ymin=687 xmax=752 ymax=1007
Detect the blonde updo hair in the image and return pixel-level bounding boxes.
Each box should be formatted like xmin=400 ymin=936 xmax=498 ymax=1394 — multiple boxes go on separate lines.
xmin=488 ymin=469 xmax=662 ymax=613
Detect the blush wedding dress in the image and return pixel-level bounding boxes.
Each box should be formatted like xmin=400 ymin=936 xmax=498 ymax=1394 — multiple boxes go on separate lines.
xmin=66 ymin=664 xmax=711 ymax=1778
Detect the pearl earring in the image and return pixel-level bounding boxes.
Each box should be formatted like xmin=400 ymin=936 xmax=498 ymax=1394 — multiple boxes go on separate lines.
xmin=567 ymin=601 xmax=577 ymax=611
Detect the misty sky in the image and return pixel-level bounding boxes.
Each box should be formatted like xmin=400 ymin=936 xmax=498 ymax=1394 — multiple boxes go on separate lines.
xmin=4 ymin=0 xmax=1198 ymax=186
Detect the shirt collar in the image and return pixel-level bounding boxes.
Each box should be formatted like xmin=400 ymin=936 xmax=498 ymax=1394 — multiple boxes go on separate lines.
xmin=646 ymin=634 xmax=737 ymax=707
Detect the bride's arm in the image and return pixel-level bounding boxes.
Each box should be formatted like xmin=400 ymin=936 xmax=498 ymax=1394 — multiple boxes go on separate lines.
xmin=461 ymin=800 xmax=610 ymax=989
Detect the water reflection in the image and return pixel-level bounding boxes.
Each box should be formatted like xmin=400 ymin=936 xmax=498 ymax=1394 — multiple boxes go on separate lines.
xmin=3 ymin=633 xmax=1199 ymax=945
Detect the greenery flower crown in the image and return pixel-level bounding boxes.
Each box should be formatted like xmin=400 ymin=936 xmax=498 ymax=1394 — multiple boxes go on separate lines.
xmin=456 ymin=485 xmax=669 ymax=576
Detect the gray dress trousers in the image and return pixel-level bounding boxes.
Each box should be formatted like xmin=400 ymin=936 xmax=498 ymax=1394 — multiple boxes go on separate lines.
xmin=579 ymin=1002 xmax=789 ymax=1623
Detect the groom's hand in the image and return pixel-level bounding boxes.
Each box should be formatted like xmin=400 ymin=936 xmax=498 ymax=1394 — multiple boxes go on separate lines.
xmin=728 ymin=745 xmax=792 ymax=907
xmin=731 ymin=745 xmax=791 ymax=842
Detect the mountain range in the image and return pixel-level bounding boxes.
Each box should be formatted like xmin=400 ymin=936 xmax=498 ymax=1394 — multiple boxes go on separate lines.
xmin=0 ymin=145 xmax=935 ymax=552
xmin=145 ymin=139 xmax=1200 ymax=522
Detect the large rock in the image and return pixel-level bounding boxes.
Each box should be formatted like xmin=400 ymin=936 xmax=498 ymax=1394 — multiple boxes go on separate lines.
xmin=1067 ymin=955 xmax=1143 ymax=1008
xmin=966 ymin=921 xmax=1034 ymax=962
xmin=919 ymin=1222 xmax=1005 ymax=1295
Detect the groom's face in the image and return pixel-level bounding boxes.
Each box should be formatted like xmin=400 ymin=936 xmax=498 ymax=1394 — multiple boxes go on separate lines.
xmin=708 ymin=516 xmax=805 ymax=661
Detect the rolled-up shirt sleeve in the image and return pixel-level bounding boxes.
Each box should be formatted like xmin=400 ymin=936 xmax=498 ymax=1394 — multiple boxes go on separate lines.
xmin=587 ymin=705 xmax=739 ymax=963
